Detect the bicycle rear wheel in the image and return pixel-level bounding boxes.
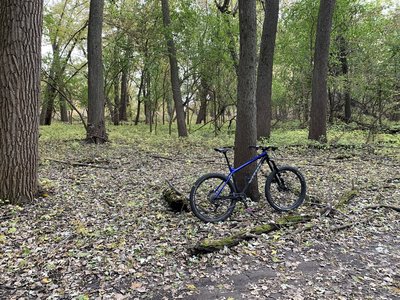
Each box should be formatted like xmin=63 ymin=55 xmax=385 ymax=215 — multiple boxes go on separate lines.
xmin=189 ymin=173 xmax=236 ymax=223
xmin=265 ymin=166 xmax=306 ymax=212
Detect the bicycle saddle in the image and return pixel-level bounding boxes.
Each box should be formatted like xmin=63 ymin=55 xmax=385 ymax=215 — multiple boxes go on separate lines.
xmin=214 ymin=147 xmax=233 ymax=153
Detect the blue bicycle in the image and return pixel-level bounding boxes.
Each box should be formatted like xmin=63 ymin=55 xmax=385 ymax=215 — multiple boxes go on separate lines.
xmin=189 ymin=146 xmax=306 ymax=222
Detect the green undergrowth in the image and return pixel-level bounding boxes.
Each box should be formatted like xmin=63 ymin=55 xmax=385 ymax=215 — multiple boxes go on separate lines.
xmin=39 ymin=122 xmax=400 ymax=156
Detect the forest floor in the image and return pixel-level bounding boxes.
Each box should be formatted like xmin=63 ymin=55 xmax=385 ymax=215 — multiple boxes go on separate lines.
xmin=0 ymin=124 xmax=399 ymax=300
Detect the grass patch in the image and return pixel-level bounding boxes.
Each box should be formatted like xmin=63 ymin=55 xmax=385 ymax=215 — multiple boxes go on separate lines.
xmin=39 ymin=122 xmax=400 ymax=153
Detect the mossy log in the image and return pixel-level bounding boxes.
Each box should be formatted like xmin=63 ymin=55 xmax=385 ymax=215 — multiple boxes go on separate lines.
xmin=192 ymin=215 xmax=312 ymax=254
xmin=162 ymin=188 xmax=190 ymax=212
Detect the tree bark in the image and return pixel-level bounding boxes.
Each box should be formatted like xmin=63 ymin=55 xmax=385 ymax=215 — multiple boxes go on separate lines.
xmin=0 ymin=0 xmax=43 ymax=204
xmin=308 ymin=0 xmax=336 ymax=142
xmin=234 ymin=0 xmax=258 ymax=201
xmin=86 ymin=0 xmax=107 ymax=143
xmin=256 ymin=0 xmax=279 ymax=139
xmin=161 ymin=0 xmax=188 ymax=137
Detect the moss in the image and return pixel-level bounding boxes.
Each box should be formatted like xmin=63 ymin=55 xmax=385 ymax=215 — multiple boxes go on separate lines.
xmin=250 ymin=224 xmax=277 ymax=234
xmin=276 ymin=215 xmax=310 ymax=225
xmin=199 ymin=236 xmax=238 ymax=251
xmin=337 ymin=189 xmax=359 ymax=209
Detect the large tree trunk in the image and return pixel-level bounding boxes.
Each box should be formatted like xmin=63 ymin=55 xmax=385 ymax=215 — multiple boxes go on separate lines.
xmin=161 ymin=0 xmax=188 ymax=137
xmin=234 ymin=0 xmax=259 ymax=201
xmin=256 ymin=0 xmax=279 ymax=139
xmin=86 ymin=0 xmax=107 ymax=143
xmin=308 ymin=0 xmax=336 ymax=142
xmin=0 ymin=0 xmax=42 ymax=204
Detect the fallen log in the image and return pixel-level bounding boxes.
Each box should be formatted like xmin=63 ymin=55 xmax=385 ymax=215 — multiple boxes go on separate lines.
xmin=192 ymin=215 xmax=312 ymax=254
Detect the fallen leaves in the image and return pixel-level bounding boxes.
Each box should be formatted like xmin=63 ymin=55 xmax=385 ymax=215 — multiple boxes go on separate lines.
xmin=0 ymin=136 xmax=398 ymax=299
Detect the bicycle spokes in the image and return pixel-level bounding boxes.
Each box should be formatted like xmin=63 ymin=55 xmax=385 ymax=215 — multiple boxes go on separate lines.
xmin=190 ymin=174 xmax=236 ymax=222
xmin=266 ymin=167 xmax=306 ymax=211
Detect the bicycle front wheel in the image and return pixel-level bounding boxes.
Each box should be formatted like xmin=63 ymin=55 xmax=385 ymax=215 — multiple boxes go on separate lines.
xmin=189 ymin=173 xmax=236 ymax=223
xmin=265 ymin=166 xmax=306 ymax=212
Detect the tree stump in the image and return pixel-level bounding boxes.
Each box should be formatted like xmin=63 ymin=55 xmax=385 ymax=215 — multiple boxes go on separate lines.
xmin=162 ymin=188 xmax=190 ymax=212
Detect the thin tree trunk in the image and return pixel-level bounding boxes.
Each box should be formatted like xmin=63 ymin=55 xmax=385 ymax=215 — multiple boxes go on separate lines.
xmin=328 ymin=88 xmax=335 ymax=123
xmin=113 ymin=76 xmax=120 ymax=125
xmin=162 ymin=96 xmax=165 ymax=125
xmin=59 ymin=83 xmax=69 ymax=123
xmin=224 ymin=16 xmax=239 ymax=75
xmin=234 ymin=0 xmax=259 ymax=201
xmin=196 ymin=78 xmax=208 ymax=124
xmin=161 ymin=0 xmax=188 ymax=137
xmin=41 ymin=46 xmax=59 ymax=125
xmin=0 ymin=0 xmax=42 ymax=204
xmin=86 ymin=0 xmax=107 ymax=143
xmin=338 ymin=36 xmax=351 ymax=123
xmin=134 ymin=70 xmax=145 ymax=125
xmin=60 ymin=99 xmax=69 ymax=122
xmin=256 ymin=0 xmax=279 ymax=139
xmin=119 ymin=68 xmax=128 ymax=122
xmin=40 ymin=63 xmax=56 ymax=125
xmin=309 ymin=0 xmax=336 ymax=142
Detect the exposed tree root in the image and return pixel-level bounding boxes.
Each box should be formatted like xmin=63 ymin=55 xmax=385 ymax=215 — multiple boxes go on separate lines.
xmin=363 ymin=204 xmax=400 ymax=213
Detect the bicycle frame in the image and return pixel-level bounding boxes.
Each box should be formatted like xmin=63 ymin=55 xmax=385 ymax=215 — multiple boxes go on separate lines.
xmin=214 ymin=150 xmax=279 ymax=199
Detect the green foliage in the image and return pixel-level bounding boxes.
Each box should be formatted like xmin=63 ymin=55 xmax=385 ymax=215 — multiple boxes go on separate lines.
xmin=40 ymin=0 xmax=399 ymax=136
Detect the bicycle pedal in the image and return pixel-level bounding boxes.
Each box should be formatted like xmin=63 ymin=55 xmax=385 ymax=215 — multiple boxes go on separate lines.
xmin=245 ymin=207 xmax=256 ymax=214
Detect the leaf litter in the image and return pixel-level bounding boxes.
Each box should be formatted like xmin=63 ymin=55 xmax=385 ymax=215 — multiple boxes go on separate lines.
xmin=0 ymin=138 xmax=399 ymax=299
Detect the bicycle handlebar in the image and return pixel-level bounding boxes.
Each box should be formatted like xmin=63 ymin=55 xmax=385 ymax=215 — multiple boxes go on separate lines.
xmin=249 ymin=145 xmax=277 ymax=151
xmin=214 ymin=145 xmax=277 ymax=154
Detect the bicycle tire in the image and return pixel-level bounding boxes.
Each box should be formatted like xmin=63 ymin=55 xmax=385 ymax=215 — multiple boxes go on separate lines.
xmin=265 ymin=166 xmax=306 ymax=212
xmin=189 ymin=173 xmax=236 ymax=223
